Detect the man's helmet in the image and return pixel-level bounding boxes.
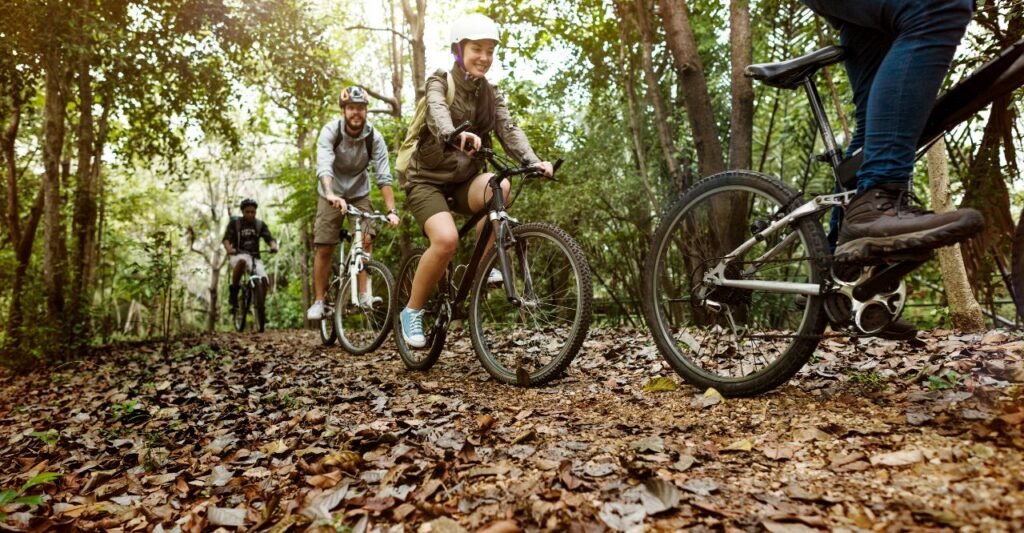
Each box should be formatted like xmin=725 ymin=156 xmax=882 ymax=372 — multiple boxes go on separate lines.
xmin=240 ymin=198 xmax=258 ymax=210
xmin=339 ymin=86 xmax=369 ymax=107
xmin=449 ymin=13 xmax=500 ymax=44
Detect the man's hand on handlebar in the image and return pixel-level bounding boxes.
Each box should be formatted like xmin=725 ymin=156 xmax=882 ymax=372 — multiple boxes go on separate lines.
xmin=325 ymin=194 xmax=348 ymax=214
xmin=386 ymin=213 xmax=400 ymax=228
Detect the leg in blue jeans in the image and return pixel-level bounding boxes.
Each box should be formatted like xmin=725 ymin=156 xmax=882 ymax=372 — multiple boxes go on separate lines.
xmin=808 ymin=0 xmax=978 ymax=256
xmin=803 ymin=0 xmax=974 ymax=192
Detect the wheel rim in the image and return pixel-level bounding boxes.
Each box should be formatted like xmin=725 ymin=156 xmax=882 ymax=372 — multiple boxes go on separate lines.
xmin=651 ymin=185 xmax=819 ymax=381
xmin=338 ymin=264 xmax=392 ymax=351
xmin=472 ymin=228 xmax=584 ymax=381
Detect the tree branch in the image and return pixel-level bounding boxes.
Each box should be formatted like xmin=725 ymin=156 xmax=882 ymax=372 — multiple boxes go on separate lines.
xmin=345 ymin=25 xmax=411 ymax=43
xmin=343 ymin=81 xmax=400 ymax=116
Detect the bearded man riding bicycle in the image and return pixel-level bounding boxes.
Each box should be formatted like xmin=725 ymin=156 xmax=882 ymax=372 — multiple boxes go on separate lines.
xmin=307 ymin=86 xmax=400 ymax=321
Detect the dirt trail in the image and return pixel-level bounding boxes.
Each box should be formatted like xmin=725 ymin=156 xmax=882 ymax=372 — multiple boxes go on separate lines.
xmin=1 ymin=328 xmax=1022 ymax=531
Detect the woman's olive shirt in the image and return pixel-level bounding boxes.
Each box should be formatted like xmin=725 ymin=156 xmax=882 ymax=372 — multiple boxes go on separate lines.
xmin=404 ymin=65 xmax=540 ymax=187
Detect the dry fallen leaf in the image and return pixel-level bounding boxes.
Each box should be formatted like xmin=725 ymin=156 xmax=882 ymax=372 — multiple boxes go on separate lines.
xmin=869 ymin=449 xmax=924 ymax=467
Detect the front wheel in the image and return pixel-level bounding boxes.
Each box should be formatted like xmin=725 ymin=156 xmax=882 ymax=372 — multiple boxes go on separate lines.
xmin=319 ymin=276 xmax=339 ymax=345
xmin=469 ymin=222 xmax=593 ymax=387
xmin=233 ymin=285 xmax=250 ymax=332
xmin=336 ymin=259 xmax=396 ymax=355
xmin=394 ymin=248 xmax=449 ymax=370
xmin=641 ymin=170 xmax=830 ymax=397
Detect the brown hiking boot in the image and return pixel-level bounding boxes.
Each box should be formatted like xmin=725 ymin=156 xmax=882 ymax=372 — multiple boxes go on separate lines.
xmin=834 ymin=185 xmax=983 ymax=264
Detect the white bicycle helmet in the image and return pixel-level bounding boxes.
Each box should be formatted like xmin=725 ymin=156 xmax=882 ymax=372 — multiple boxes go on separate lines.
xmin=449 ymin=13 xmax=500 ymax=44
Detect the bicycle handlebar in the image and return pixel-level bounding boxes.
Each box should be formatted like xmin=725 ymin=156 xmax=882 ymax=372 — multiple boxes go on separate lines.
xmin=444 ymin=121 xmax=564 ymax=181
xmin=346 ymin=205 xmax=391 ymax=223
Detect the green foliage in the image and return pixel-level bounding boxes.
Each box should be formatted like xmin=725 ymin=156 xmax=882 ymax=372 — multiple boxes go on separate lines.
xmin=0 ymin=472 xmax=61 ymax=521
xmin=927 ymin=370 xmax=962 ymax=391
xmin=28 ymin=430 xmax=59 ymax=447
xmin=848 ymin=371 xmax=887 ymax=391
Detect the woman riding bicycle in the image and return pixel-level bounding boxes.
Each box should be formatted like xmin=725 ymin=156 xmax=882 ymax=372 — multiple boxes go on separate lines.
xmin=398 ymin=13 xmax=556 ymax=349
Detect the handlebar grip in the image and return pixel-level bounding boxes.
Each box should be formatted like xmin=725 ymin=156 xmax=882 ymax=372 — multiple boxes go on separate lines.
xmin=445 ymin=121 xmax=472 ymax=144
xmin=552 ymin=158 xmax=564 ymax=174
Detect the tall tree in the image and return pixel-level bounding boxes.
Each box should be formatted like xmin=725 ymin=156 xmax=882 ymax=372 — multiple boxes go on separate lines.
xmin=658 ymin=0 xmax=726 ymax=180
xmin=729 ymin=0 xmax=753 ymax=169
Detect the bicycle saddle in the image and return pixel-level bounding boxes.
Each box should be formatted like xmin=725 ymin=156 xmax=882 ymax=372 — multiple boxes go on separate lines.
xmin=746 ymin=46 xmax=845 ymax=89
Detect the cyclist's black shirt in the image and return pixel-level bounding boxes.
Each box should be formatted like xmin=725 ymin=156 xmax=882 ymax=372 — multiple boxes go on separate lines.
xmin=223 ymin=217 xmax=274 ymax=259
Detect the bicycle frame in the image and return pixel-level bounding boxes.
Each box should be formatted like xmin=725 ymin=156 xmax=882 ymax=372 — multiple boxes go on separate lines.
xmin=333 ymin=206 xmax=390 ymax=307
xmin=446 ymin=169 xmax=537 ymax=315
xmin=707 ymin=37 xmax=1024 ymax=298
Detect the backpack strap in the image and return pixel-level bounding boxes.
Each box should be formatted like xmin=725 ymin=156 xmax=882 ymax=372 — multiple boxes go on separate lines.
xmin=446 ymin=71 xmax=455 ymax=106
xmin=363 ymin=125 xmax=375 ymax=173
xmin=332 ymin=119 xmax=343 ymax=153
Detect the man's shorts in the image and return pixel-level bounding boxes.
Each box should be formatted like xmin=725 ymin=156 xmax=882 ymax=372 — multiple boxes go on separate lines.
xmin=405 ymin=180 xmax=477 ymax=227
xmin=229 ymin=253 xmax=267 ymax=278
xmin=314 ymin=195 xmax=376 ymax=245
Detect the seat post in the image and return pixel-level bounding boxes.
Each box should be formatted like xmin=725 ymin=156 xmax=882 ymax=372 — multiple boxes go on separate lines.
xmin=802 ymin=77 xmax=843 ymax=171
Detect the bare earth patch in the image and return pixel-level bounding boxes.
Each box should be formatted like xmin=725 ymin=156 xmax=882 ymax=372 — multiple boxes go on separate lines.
xmin=1 ymin=327 xmax=1022 ymax=531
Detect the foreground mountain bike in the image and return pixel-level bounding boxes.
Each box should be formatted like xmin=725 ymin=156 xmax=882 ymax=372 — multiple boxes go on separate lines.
xmin=394 ymin=123 xmax=593 ymax=387
xmin=643 ymin=39 xmax=1024 ymax=397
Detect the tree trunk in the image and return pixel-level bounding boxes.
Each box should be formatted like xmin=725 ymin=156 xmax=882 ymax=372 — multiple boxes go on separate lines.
xmin=728 ymin=0 xmax=753 ymax=170
xmin=302 ymin=220 xmax=314 ymax=328
xmin=42 ymin=43 xmax=68 ymax=329
xmin=959 ymin=94 xmax=1015 ymax=286
xmin=389 ymin=0 xmax=404 ymax=119
xmin=615 ymin=4 xmax=656 ymax=207
xmin=627 ymin=0 xmax=683 ymax=188
xmin=71 ymin=7 xmax=98 ymax=341
xmin=658 ymin=0 xmax=726 ymax=179
xmin=927 ymin=139 xmax=984 ymax=331
xmin=401 ymin=0 xmax=427 ymax=101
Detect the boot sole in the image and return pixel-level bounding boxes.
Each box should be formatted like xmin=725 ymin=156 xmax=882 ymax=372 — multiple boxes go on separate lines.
xmin=833 ymin=213 xmax=983 ymax=265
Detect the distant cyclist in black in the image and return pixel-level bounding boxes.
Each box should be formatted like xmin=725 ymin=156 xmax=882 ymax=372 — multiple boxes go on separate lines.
xmin=223 ymin=198 xmax=279 ymax=312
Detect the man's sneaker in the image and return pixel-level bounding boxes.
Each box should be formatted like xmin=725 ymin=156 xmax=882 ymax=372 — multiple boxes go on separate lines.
xmin=358 ymin=293 xmax=383 ymax=308
xmin=306 ymin=300 xmax=325 ymax=320
xmin=487 ymin=268 xmax=504 ymax=285
xmin=400 ymin=307 xmax=426 ymax=348
xmin=834 ymin=185 xmax=983 ymax=264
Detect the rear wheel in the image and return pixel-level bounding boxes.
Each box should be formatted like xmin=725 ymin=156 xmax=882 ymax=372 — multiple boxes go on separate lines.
xmin=642 ymin=170 xmax=830 ymax=397
xmin=253 ymin=280 xmax=267 ymax=333
xmin=319 ymin=275 xmax=339 ymax=345
xmin=469 ymin=223 xmax=593 ymax=386
xmin=394 ymin=248 xmax=448 ymax=370
xmin=1012 ymin=210 xmax=1024 ymax=325
xmin=336 ymin=259 xmax=396 ymax=354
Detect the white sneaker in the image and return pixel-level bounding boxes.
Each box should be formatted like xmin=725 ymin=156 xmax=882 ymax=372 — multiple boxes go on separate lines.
xmin=487 ymin=268 xmax=504 ymax=285
xmin=358 ymin=293 xmax=383 ymax=308
xmin=306 ymin=300 xmax=325 ymax=320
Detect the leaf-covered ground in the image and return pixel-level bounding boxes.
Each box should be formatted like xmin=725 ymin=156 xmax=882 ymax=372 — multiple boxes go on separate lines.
xmin=2 ymin=327 xmax=1023 ymax=532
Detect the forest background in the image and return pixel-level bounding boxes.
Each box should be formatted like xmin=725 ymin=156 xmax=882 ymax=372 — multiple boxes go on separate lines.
xmin=1 ymin=0 xmax=1021 ymax=368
